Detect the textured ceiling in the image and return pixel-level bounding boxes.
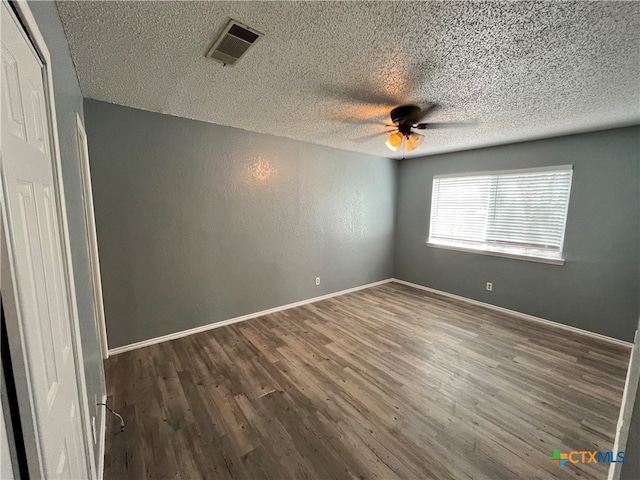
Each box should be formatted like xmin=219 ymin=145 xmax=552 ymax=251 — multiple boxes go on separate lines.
xmin=57 ymin=1 xmax=640 ymax=159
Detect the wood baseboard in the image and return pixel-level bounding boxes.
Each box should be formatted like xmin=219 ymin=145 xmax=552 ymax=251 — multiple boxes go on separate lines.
xmin=391 ymin=278 xmax=632 ymax=349
xmin=108 ymin=279 xmax=395 ymax=355
xmin=109 ymin=277 xmax=632 ymax=356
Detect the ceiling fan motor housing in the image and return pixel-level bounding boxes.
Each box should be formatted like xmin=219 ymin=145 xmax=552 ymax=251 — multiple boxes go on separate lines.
xmin=390 ymin=105 xmax=421 ymax=125
xmin=391 ymin=105 xmax=422 ymax=136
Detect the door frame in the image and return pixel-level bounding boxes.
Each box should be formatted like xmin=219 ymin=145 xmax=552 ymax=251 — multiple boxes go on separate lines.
xmin=0 ymin=1 xmax=97 ymax=478
xmin=75 ymin=113 xmax=109 ymax=360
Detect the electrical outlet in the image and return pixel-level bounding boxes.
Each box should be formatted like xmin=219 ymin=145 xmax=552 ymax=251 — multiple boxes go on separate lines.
xmin=315 ymin=277 xmax=320 ymax=286
xmin=486 ymin=282 xmax=493 ymax=291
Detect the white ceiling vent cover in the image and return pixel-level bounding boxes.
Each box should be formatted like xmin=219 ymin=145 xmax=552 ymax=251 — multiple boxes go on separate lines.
xmin=206 ymin=20 xmax=262 ymax=66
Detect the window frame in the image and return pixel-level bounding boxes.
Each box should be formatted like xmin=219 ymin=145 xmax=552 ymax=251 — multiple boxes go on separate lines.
xmin=426 ymin=165 xmax=573 ymax=265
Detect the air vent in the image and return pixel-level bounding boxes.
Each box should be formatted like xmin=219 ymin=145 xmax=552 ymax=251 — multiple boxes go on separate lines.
xmin=206 ymin=20 xmax=262 ymax=66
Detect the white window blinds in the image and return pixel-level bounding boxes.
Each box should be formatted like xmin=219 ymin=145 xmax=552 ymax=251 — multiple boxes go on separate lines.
xmin=429 ymin=166 xmax=572 ymax=261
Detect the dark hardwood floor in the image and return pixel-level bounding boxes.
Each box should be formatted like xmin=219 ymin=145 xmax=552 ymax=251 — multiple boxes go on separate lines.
xmin=103 ymin=282 xmax=630 ymax=479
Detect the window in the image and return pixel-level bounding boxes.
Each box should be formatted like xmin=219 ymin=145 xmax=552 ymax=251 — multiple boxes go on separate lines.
xmin=428 ymin=166 xmax=573 ymax=264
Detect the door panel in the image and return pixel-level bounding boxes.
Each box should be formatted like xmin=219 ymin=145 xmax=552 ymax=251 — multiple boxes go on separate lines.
xmin=28 ymin=84 xmax=47 ymax=154
xmin=15 ymin=181 xmax=61 ymax=406
xmin=1 ymin=2 xmax=89 ymax=478
xmin=42 ymin=185 xmax=72 ymax=364
xmin=1 ymin=45 xmax=26 ymax=141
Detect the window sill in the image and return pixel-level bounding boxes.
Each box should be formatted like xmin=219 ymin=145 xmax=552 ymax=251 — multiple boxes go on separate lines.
xmin=426 ymin=242 xmax=565 ymax=266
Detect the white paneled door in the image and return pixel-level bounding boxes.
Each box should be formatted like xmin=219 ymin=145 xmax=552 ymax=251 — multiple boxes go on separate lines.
xmin=1 ymin=2 xmax=88 ymax=478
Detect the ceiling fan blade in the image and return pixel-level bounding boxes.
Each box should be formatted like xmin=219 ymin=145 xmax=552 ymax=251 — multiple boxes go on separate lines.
xmin=336 ymin=117 xmax=387 ymax=125
xmin=352 ymin=131 xmax=394 ymax=142
xmin=411 ymin=103 xmax=440 ymax=123
xmin=317 ymin=84 xmax=399 ymax=107
xmin=414 ymin=122 xmax=476 ymax=130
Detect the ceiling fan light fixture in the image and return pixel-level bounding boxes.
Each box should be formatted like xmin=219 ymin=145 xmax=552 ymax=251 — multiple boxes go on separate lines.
xmin=406 ymin=132 xmax=425 ymax=151
xmin=386 ymin=132 xmax=403 ymax=151
xmin=384 ymin=140 xmax=398 ymax=152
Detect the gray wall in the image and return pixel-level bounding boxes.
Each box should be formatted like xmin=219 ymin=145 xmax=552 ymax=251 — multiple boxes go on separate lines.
xmin=83 ymin=99 xmax=396 ymax=349
xmin=395 ymin=126 xmax=640 ymax=342
xmin=29 ymin=0 xmax=105 ymax=468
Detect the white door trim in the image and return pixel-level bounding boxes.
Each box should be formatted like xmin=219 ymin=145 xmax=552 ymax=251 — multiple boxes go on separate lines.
xmin=1 ymin=1 xmax=97 ymax=478
xmin=75 ymin=113 xmax=108 ymax=359
xmin=608 ymin=322 xmax=640 ymax=480
xmin=97 ymin=392 xmax=107 ymax=480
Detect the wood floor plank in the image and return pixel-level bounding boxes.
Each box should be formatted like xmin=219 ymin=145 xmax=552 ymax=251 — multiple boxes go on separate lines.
xmin=103 ymin=282 xmax=630 ymax=479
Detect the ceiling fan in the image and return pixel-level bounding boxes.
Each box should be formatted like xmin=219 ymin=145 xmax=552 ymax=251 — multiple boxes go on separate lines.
xmin=381 ymin=103 xmax=473 ymax=153
xmin=317 ymin=69 xmax=473 ymax=154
